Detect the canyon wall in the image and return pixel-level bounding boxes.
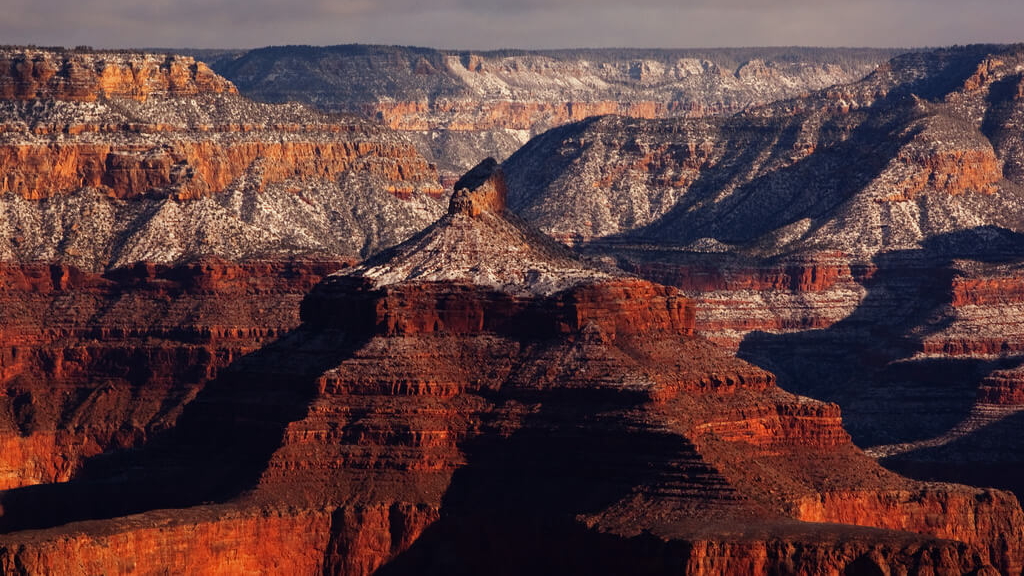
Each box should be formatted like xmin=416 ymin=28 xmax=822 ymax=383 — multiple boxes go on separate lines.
xmin=501 ymin=44 xmax=1024 ymax=505
xmin=0 ymin=258 xmax=351 ymax=490
xmin=0 ymin=47 xmax=445 ymax=270
xmin=0 ymin=49 xmax=235 ymax=101
xmin=1 ymin=163 xmax=1020 ymax=575
xmin=201 ymin=45 xmax=898 ymax=179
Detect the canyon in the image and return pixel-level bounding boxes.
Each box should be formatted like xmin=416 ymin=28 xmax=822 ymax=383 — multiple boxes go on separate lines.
xmin=0 ymin=43 xmax=1022 ymax=574
xmin=500 ymin=43 xmax=1024 ymax=504
xmin=1 ymin=160 xmax=1022 ymax=574
xmin=199 ymin=45 xmax=899 ymax=181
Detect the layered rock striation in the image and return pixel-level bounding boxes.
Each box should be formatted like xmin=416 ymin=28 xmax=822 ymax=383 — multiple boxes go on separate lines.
xmin=204 ymin=45 xmax=898 ymax=179
xmin=0 ymin=161 xmax=1021 ymax=574
xmin=501 ymin=44 xmax=1024 ymax=500
xmin=0 ymin=48 xmax=236 ymax=101
xmin=0 ymin=48 xmax=443 ymax=498
xmin=0 ymin=258 xmax=351 ymax=490
xmin=0 ymin=47 xmax=445 ymax=271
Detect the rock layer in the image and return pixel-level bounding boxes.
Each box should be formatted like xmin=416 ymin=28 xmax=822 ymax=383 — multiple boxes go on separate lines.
xmin=0 ymin=48 xmax=235 ymax=101
xmin=0 ymin=162 xmax=1020 ymax=574
xmin=0 ymin=47 xmax=445 ymax=270
xmin=0 ymin=258 xmax=351 ymax=490
xmin=0 ymin=136 xmax=439 ymax=202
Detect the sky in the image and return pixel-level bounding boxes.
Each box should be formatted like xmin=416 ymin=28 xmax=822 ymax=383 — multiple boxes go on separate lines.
xmin=2 ymin=0 xmax=1021 ymax=50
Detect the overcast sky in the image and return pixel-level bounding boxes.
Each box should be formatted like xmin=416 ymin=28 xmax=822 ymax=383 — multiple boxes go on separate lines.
xmin=2 ymin=0 xmax=1021 ymax=50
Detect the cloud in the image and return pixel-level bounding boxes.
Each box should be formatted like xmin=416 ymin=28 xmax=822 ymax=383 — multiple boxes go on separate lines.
xmin=0 ymin=0 xmax=1020 ymax=49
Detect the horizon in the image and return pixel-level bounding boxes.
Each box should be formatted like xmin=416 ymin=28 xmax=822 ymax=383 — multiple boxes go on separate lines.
xmin=1 ymin=42 xmax=1004 ymax=55
xmin=3 ymin=0 xmax=1022 ymax=51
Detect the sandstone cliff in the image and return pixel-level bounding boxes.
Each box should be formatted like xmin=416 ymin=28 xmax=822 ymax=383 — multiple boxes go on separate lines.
xmin=0 ymin=162 xmax=1020 ymax=575
xmin=0 ymin=48 xmax=235 ymax=101
xmin=0 ymin=47 xmax=445 ymax=270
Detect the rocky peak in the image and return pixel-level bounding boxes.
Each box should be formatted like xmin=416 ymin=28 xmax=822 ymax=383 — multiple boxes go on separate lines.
xmin=448 ymin=157 xmax=507 ymax=217
xmin=334 ymin=159 xmax=621 ymax=296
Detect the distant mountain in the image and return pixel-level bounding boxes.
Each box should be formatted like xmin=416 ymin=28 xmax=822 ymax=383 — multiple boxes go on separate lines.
xmin=198 ymin=44 xmax=901 ymax=179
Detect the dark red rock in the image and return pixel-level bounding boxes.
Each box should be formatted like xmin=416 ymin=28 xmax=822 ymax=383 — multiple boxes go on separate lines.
xmin=0 ymin=258 xmax=352 ymax=489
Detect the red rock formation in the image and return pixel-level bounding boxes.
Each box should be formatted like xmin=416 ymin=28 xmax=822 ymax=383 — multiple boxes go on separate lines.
xmin=977 ymin=367 xmax=1024 ymax=405
xmin=881 ymin=148 xmax=1002 ymax=202
xmin=0 ymin=49 xmax=236 ymax=101
xmin=0 ymin=258 xmax=351 ymax=489
xmin=0 ymin=162 xmax=1019 ymax=574
xmin=613 ymin=253 xmax=868 ymax=348
xmin=963 ymin=57 xmax=1006 ymax=93
xmin=0 ymin=505 xmax=334 ymax=575
xmin=0 ymin=137 xmax=442 ymax=201
xmin=447 ymin=157 xmax=509 ymax=217
xmin=952 ymin=275 xmax=1024 ymax=307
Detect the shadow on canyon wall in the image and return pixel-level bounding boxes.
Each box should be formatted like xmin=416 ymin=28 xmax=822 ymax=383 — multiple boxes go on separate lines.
xmin=624 ymin=103 xmax=920 ymax=248
xmin=881 ymin=409 xmax=1024 ymax=498
xmin=738 ymin=226 xmax=1024 ymax=495
xmin=0 ymin=324 xmax=369 ymax=532
xmin=367 ymin=382 xmax=744 ymax=576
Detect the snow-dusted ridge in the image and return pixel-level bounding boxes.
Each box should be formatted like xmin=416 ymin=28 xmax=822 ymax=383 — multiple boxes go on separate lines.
xmin=0 ymin=47 xmax=446 ymax=270
xmin=338 ymin=159 xmax=623 ymax=296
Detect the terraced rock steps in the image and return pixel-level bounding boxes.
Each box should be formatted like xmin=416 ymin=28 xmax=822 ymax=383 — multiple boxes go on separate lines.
xmin=1 ymin=160 xmax=1020 ymax=574
xmin=500 ymin=44 xmax=1024 ymax=501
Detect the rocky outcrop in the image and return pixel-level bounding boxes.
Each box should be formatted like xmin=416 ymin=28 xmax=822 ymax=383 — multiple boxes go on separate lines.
xmin=0 ymin=48 xmax=236 ymax=101
xmin=978 ymin=366 xmax=1024 ymax=405
xmin=881 ymin=147 xmax=1002 ymax=202
xmin=0 ymin=161 xmax=1020 ymax=575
